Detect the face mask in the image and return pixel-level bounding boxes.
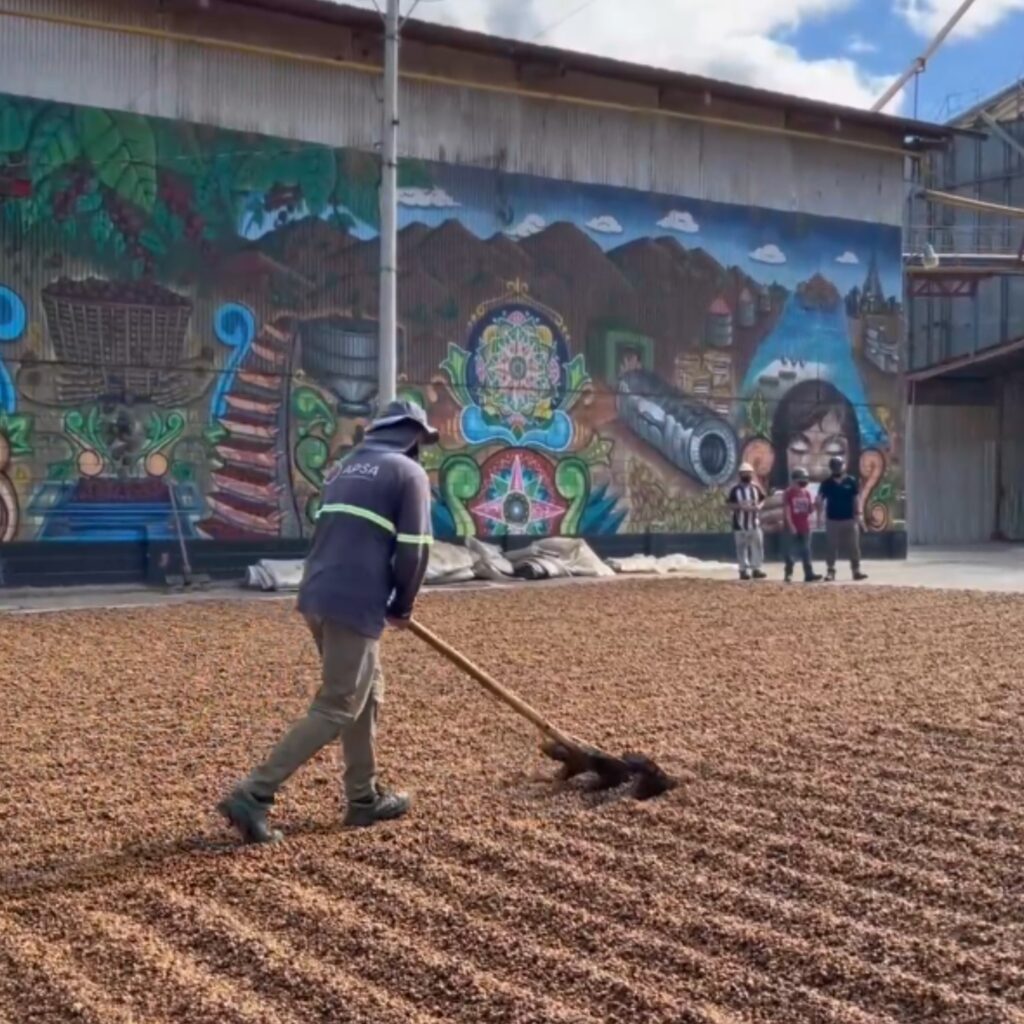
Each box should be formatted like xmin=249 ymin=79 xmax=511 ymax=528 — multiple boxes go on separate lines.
xmin=739 ymin=475 xmax=753 ymax=484
xmin=797 ymin=480 xmax=808 ymax=488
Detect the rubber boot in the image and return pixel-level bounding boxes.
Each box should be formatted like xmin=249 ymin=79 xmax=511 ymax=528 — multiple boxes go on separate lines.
xmin=344 ymin=788 xmax=411 ymax=828
xmin=217 ymin=788 xmax=282 ymax=845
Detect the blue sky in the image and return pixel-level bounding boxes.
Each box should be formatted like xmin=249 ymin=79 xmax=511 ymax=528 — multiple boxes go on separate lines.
xmin=787 ymin=0 xmax=1024 ymax=120
xmin=343 ymin=0 xmax=1024 ymax=120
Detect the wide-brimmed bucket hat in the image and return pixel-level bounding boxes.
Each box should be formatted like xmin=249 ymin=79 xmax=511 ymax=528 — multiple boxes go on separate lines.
xmin=367 ymin=398 xmax=440 ymax=444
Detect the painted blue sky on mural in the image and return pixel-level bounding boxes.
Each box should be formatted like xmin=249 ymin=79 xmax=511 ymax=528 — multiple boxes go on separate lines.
xmin=241 ymin=161 xmax=902 ymax=298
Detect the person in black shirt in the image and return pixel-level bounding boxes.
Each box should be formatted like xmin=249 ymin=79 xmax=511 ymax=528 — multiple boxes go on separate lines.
xmin=726 ymin=462 xmax=767 ymax=581
xmin=816 ymin=456 xmax=868 ymax=582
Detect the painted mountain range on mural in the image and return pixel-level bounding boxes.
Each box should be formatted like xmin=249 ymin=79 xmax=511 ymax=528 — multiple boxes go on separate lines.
xmin=0 ymin=94 xmax=903 ymax=545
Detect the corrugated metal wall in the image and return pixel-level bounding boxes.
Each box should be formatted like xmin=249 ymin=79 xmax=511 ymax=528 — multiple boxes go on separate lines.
xmin=0 ymin=0 xmax=906 ymax=226
xmin=999 ymin=371 xmax=1024 ymax=540
xmin=908 ymin=115 xmax=1024 ymax=371
xmin=908 ymin=402 xmax=998 ymax=544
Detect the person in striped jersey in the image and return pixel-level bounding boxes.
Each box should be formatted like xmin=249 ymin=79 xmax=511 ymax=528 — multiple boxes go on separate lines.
xmin=218 ymin=400 xmax=438 ymax=844
xmin=727 ymin=462 xmax=767 ymax=581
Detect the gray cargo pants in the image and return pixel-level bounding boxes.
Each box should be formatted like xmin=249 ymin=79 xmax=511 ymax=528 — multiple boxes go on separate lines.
xmin=242 ymin=615 xmax=382 ymax=804
xmin=825 ymin=519 xmax=861 ymax=572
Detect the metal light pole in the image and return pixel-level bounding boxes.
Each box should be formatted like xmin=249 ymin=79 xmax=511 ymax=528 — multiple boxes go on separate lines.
xmin=378 ymin=0 xmax=400 ymax=408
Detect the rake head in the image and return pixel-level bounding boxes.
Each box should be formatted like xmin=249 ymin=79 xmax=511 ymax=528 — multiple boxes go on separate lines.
xmin=540 ymin=740 xmax=676 ymax=800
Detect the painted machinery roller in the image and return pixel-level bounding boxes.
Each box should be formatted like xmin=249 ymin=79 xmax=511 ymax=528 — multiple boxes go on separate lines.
xmin=616 ymin=369 xmax=739 ymax=487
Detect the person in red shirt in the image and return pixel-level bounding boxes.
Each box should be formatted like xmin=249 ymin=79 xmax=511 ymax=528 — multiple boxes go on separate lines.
xmin=783 ymin=466 xmax=822 ymax=583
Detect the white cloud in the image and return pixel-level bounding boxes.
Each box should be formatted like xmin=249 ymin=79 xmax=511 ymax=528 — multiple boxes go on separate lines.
xmin=340 ymin=0 xmax=902 ymax=110
xmin=507 ymin=213 xmax=547 ymax=239
xmin=750 ymin=243 xmax=787 ymax=264
xmin=896 ymin=0 xmax=1024 ymax=38
xmin=397 ymin=187 xmax=460 ymax=208
xmin=586 ymin=214 xmax=624 ymax=234
xmin=836 ymin=250 xmax=860 ymax=264
xmin=657 ymin=210 xmax=701 ymax=233
xmin=846 ymin=34 xmax=878 ymax=54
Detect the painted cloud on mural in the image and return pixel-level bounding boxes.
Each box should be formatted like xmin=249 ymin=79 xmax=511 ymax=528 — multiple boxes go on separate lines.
xmin=835 ymin=250 xmax=859 ymax=264
xmin=749 ymin=243 xmax=787 ymax=265
xmin=507 ymin=213 xmax=547 ymax=239
xmin=397 ymin=187 xmax=460 ymax=208
xmin=657 ymin=210 xmax=700 ymax=233
xmin=586 ymin=215 xmax=624 ymax=234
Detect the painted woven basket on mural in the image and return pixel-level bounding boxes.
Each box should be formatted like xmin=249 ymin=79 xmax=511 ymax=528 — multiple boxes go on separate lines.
xmin=41 ymin=278 xmax=193 ymax=397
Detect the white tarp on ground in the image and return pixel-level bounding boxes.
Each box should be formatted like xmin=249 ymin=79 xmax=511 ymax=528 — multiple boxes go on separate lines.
xmin=245 ymin=559 xmax=305 ymax=591
xmin=507 ymin=537 xmax=616 ymax=580
xmin=425 ymin=542 xmax=477 ymax=585
xmin=244 ymin=538 xmax=614 ymax=591
xmin=607 ymin=553 xmax=734 ymax=575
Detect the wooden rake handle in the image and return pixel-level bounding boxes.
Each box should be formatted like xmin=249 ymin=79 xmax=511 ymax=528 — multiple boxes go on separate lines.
xmin=407 ymin=619 xmax=578 ymax=751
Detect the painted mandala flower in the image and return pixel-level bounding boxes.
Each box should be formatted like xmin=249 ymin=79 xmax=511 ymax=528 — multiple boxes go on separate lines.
xmin=470 ymin=307 xmax=565 ymax=436
xmin=470 ymin=450 xmax=567 ymax=537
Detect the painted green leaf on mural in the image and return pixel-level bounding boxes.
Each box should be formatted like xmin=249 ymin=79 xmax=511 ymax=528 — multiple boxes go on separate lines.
xmin=578 ymin=433 xmax=614 ymax=467
xmin=171 ymin=461 xmax=194 ymax=484
xmin=293 ymin=386 xmax=337 ymax=437
xmin=748 ymin=390 xmax=769 ymax=438
xmin=440 ymin=454 xmax=482 ymax=538
xmin=555 ymin=457 xmax=590 ymax=535
xmin=398 ymin=158 xmax=432 ymax=191
xmin=0 ymin=96 xmax=33 ymax=154
xmin=875 ymin=482 xmax=893 ymax=503
xmin=203 ymin=423 xmax=228 ymax=448
xmin=234 ymin=143 xmax=287 ymax=193
xmin=296 ymin=145 xmax=336 ymax=216
xmin=75 ymin=192 xmax=103 ymax=214
xmin=139 ymin=228 xmax=167 ymax=255
xmin=111 ymin=230 xmax=127 ymax=258
xmin=0 ymin=412 xmax=33 ymax=456
xmin=563 ymin=354 xmax=590 ymax=398
xmin=46 ymin=459 xmax=76 ymax=482
xmin=154 ymin=120 xmax=206 ymax=178
xmin=27 ymin=106 xmax=80 ymax=182
xmin=65 ymin=407 xmax=107 ymax=456
xmin=440 ymin=344 xmax=472 ymax=407
xmin=151 ymin=199 xmax=184 ymax=241
xmin=334 ymin=150 xmax=381 ymax=228
xmin=296 ymin=435 xmax=331 ymax=504
xmin=90 ymin=209 xmax=114 ymax=246
xmin=76 ymin=108 xmax=157 ymax=211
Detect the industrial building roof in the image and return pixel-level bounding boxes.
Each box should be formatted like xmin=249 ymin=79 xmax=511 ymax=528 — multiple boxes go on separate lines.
xmin=949 ymin=79 xmax=1024 ymax=127
xmin=154 ymin=0 xmax=951 ymax=148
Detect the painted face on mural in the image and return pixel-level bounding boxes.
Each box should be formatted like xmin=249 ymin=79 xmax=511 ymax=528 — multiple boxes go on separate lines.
xmin=786 ymin=410 xmax=850 ymax=483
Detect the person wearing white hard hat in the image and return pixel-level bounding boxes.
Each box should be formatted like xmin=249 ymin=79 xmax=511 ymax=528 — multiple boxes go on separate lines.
xmin=726 ymin=462 xmax=766 ymax=581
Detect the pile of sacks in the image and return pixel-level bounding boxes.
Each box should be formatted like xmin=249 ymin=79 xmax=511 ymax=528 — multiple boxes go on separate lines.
xmin=244 ymin=537 xmax=614 ymax=592
xmin=244 ymin=541 xmax=731 ymax=593
xmin=427 ymin=537 xmax=614 ymax=585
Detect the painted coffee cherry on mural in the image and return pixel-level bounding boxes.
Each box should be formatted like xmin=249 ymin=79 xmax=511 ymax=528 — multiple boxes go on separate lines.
xmin=45 ymin=277 xmax=191 ymax=306
xmin=158 ymin=176 xmax=194 ymax=216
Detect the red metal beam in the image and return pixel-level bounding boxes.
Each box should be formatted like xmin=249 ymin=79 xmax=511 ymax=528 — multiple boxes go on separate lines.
xmin=906 ymin=333 xmax=1024 ymax=382
xmin=910 ymin=276 xmax=981 ymax=297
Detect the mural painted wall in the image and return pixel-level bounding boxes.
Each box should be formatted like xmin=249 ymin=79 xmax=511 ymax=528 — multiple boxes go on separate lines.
xmin=0 ymin=91 xmax=905 ymax=548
